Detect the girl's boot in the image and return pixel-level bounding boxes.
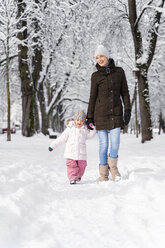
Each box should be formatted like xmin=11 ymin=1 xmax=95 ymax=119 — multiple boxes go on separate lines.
xmin=108 ymin=156 xmax=121 ymax=181
xmin=97 ymin=165 xmax=109 ymax=182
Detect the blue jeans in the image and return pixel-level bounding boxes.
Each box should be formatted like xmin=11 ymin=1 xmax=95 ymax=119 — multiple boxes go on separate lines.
xmin=97 ymin=128 xmax=121 ymax=165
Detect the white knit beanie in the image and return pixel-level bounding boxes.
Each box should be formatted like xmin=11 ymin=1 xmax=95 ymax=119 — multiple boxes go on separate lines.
xmin=94 ymin=45 xmax=109 ymax=58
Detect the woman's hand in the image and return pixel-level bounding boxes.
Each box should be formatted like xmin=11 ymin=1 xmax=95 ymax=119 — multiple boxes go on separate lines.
xmin=124 ymin=109 xmax=131 ymax=125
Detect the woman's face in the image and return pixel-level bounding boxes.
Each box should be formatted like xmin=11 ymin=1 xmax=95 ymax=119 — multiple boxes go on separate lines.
xmin=96 ymin=55 xmax=108 ymax=67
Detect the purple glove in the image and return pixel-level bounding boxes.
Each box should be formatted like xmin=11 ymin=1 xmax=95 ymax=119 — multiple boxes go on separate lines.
xmin=48 ymin=147 xmax=53 ymax=152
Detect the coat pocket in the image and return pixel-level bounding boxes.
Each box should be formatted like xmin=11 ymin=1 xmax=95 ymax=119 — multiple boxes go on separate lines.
xmin=114 ymin=105 xmax=122 ymax=116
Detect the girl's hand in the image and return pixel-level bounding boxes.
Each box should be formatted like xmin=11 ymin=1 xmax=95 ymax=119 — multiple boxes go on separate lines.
xmin=48 ymin=147 xmax=53 ymax=152
xmin=86 ymin=118 xmax=95 ymax=130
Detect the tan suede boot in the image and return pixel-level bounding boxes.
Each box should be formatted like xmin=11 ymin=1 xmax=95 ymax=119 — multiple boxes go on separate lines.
xmin=97 ymin=165 xmax=109 ymax=182
xmin=108 ymin=156 xmax=121 ymax=181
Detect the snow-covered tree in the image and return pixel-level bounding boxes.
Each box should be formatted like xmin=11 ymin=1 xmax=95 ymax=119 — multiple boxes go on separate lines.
xmin=128 ymin=0 xmax=165 ymax=142
xmin=16 ymin=0 xmax=36 ymax=137
xmin=0 ymin=0 xmax=20 ymax=140
xmin=1 ymin=0 xmax=165 ymax=140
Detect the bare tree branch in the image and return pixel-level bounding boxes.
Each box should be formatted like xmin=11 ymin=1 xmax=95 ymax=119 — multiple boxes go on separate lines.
xmin=134 ymin=0 xmax=155 ymax=29
xmin=117 ymin=0 xmax=128 ymax=16
xmin=0 ymin=54 xmax=18 ymax=65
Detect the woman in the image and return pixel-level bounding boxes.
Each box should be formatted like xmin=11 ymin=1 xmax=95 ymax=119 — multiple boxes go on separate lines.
xmin=86 ymin=45 xmax=131 ymax=182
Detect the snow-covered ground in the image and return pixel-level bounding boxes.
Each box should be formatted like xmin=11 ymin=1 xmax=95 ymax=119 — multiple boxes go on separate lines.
xmin=0 ymin=132 xmax=165 ymax=248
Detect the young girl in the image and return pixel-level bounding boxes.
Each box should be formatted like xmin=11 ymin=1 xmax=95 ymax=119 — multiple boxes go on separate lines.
xmin=48 ymin=110 xmax=96 ymax=184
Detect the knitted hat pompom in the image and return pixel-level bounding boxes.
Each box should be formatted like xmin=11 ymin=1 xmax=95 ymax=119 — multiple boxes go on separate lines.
xmin=94 ymin=45 xmax=109 ymax=58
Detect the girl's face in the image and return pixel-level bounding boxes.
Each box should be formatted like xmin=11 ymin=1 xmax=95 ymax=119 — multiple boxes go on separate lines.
xmin=96 ymin=55 xmax=108 ymax=67
xmin=74 ymin=119 xmax=84 ymax=128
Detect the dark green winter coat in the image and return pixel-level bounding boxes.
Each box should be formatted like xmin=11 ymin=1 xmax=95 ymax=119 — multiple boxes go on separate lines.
xmin=87 ymin=59 xmax=131 ymax=130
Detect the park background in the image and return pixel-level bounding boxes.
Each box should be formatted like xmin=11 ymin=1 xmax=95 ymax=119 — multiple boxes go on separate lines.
xmin=0 ymin=1 xmax=165 ymax=248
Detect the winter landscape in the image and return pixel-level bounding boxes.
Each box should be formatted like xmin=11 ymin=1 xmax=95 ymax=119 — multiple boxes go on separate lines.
xmin=1 ymin=0 xmax=165 ymax=248
xmin=0 ymin=131 xmax=165 ymax=248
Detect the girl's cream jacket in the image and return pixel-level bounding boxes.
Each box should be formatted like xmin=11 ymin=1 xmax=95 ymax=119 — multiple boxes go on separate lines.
xmin=49 ymin=120 xmax=96 ymax=160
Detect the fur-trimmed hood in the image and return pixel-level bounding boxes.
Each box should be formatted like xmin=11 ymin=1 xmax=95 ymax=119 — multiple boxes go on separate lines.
xmin=65 ymin=119 xmax=87 ymax=129
xmin=65 ymin=118 xmax=74 ymax=127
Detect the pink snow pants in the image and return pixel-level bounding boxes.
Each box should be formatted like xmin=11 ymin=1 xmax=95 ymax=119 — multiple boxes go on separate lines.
xmin=66 ymin=159 xmax=87 ymax=181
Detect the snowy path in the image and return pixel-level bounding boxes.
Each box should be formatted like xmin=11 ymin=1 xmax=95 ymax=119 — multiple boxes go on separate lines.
xmin=0 ymin=132 xmax=165 ymax=248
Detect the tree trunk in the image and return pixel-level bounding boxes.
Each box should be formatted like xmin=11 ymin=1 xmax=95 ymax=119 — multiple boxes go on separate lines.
xmin=159 ymin=112 xmax=165 ymax=134
xmin=17 ymin=0 xmax=35 ymax=137
xmin=134 ymin=80 xmax=138 ymax=138
xmin=137 ymin=70 xmax=152 ymax=142
xmin=6 ymin=24 xmax=11 ymax=141
xmin=53 ymin=107 xmax=64 ymax=133
xmin=45 ymin=80 xmax=51 ymax=128
xmin=162 ymin=119 xmax=165 ymax=133
xmin=38 ymin=83 xmax=48 ymax=135
xmin=32 ymin=46 xmax=43 ymax=133
xmin=34 ymin=94 xmax=40 ymax=132
xmin=31 ymin=0 xmax=48 ymax=135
